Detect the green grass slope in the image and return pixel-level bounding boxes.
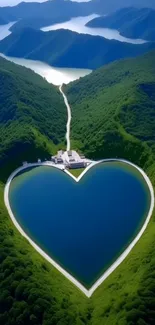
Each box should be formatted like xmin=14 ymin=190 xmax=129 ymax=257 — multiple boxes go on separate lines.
xmin=66 ymin=51 xmax=155 ymax=164
xmin=64 ymin=51 xmax=155 ymax=325
xmin=0 ymin=57 xmax=67 ymax=179
xmin=1 ymin=52 xmax=155 ymax=325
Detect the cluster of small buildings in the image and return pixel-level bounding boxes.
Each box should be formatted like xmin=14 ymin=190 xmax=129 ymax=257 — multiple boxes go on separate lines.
xmin=51 ymin=150 xmax=90 ymax=169
xmin=23 ymin=150 xmax=91 ymax=170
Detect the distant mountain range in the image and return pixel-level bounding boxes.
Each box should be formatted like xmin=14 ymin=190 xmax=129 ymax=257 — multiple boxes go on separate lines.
xmin=5 ymin=0 xmax=97 ymax=32
xmin=87 ymin=7 xmax=155 ymax=41
xmin=0 ymin=27 xmax=155 ymax=69
xmin=0 ymin=0 xmax=155 ymax=32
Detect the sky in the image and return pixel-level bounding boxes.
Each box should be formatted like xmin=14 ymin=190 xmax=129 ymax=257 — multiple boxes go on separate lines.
xmin=0 ymin=0 xmax=88 ymax=6
xmin=1 ymin=0 xmax=49 ymax=5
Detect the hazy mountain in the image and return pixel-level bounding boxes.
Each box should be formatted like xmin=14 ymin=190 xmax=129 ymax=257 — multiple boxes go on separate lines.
xmin=0 ymin=27 xmax=155 ymax=69
xmin=0 ymin=0 xmax=155 ymax=31
xmin=0 ymin=44 xmax=155 ymax=325
xmin=87 ymin=7 xmax=155 ymax=41
xmin=0 ymin=16 xmax=7 ymax=25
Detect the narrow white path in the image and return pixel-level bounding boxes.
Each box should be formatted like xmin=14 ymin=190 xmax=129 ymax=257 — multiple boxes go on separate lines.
xmin=59 ymin=85 xmax=71 ymax=151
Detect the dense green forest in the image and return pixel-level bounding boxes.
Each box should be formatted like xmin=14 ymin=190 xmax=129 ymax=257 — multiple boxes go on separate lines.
xmin=0 ymin=0 xmax=106 ymax=33
xmin=66 ymin=50 xmax=155 ymax=163
xmin=0 ymin=57 xmax=66 ymax=179
xmin=1 ymin=52 xmax=155 ymax=325
xmin=87 ymin=7 xmax=155 ymax=41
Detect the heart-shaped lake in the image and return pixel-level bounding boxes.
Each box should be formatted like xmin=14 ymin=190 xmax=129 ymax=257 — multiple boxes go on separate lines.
xmin=8 ymin=161 xmax=151 ymax=293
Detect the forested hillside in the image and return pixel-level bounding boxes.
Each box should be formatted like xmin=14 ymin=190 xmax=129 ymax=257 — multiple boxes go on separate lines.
xmin=0 ymin=28 xmax=155 ymax=69
xmin=0 ymin=17 xmax=7 ymax=25
xmin=1 ymin=52 xmax=155 ymax=325
xmin=87 ymin=7 xmax=155 ymax=41
xmin=66 ymin=50 xmax=155 ymax=164
xmin=0 ymin=57 xmax=66 ymax=179
xmin=7 ymin=0 xmax=95 ymax=32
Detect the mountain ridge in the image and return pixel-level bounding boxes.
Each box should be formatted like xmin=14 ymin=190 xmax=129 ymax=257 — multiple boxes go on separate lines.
xmin=0 ymin=50 xmax=155 ymax=325
xmin=0 ymin=27 xmax=155 ymax=69
xmin=87 ymin=7 xmax=155 ymax=41
xmin=0 ymin=56 xmax=66 ymax=178
xmin=0 ymin=0 xmax=155 ymax=32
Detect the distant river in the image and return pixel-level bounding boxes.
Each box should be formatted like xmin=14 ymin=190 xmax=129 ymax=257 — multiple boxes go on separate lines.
xmin=9 ymin=161 xmax=151 ymax=287
xmin=0 ymin=53 xmax=91 ymax=85
xmin=41 ymin=14 xmax=146 ymax=45
xmin=0 ymin=22 xmax=16 ymax=41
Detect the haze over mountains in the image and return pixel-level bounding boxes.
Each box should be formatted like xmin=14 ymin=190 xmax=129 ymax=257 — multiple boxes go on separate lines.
xmin=0 ymin=0 xmax=155 ymax=33
xmin=0 ymin=56 xmax=67 ymax=175
xmin=1 ymin=51 xmax=155 ymax=325
xmin=87 ymin=7 xmax=155 ymax=41
xmin=1 ymin=0 xmax=155 ymax=10
xmin=0 ymin=27 xmax=155 ymax=70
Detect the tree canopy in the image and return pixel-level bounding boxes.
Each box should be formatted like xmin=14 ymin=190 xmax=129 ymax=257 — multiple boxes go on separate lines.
xmin=1 ymin=51 xmax=155 ymax=325
xmin=0 ymin=57 xmax=66 ymax=179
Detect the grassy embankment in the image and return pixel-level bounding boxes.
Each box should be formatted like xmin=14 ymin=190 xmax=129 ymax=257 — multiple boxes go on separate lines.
xmin=68 ymin=168 xmax=85 ymax=177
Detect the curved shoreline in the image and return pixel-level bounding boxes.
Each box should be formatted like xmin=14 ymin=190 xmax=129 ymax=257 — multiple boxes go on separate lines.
xmin=4 ymin=159 xmax=154 ymax=297
xmin=59 ymin=85 xmax=72 ymax=151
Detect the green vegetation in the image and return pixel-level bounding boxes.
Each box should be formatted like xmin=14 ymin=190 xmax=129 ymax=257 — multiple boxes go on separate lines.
xmin=1 ymin=51 xmax=155 ymax=325
xmin=68 ymin=168 xmax=85 ymax=178
xmin=66 ymin=50 xmax=155 ymax=164
xmin=0 ymin=56 xmax=67 ymax=180
xmin=0 ymin=17 xmax=7 ymax=25
xmin=87 ymin=7 xmax=155 ymax=41
xmin=66 ymin=50 xmax=155 ymax=324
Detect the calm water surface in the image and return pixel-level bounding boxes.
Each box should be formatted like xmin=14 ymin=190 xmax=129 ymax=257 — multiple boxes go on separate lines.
xmin=0 ymin=22 xmax=16 ymax=41
xmin=9 ymin=162 xmax=151 ymax=287
xmin=41 ymin=14 xmax=146 ymax=44
xmin=0 ymin=53 xmax=91 ymax=85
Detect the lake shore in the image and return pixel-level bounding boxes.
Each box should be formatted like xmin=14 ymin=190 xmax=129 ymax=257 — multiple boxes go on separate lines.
xmin=4 ymin=159 xmax=154 ymax=297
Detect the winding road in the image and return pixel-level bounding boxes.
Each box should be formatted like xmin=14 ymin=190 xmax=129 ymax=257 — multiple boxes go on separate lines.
xmin=59 ymin=85 xmax=71 ymax=151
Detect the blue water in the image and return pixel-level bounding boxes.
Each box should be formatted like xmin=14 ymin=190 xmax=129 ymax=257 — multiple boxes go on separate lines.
xmin=9 ymin=162 xmax=151 ymax=288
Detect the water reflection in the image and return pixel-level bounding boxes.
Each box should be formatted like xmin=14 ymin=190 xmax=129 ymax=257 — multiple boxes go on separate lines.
xmin=0 ymin=22 xmax=16 ymax=41
xmin=0 ymin=53 xmax=92 ymax=85
xmin=41 ymin=14 xmax=146 ymax=45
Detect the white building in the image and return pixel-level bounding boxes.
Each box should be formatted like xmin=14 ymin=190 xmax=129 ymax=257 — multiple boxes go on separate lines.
xmin=62 ymin=150 xmax=86 ymax=169
xmin=51 ymin=150 xmax=91 ymax=169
